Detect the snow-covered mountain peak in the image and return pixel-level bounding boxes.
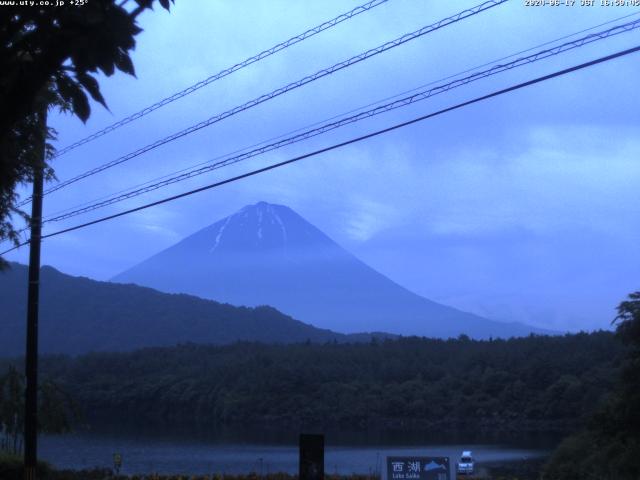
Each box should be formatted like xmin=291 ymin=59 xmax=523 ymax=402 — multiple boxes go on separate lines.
xmin=113 ymin=202 xmax=545 ymax=338
xmin=180 ymin=202 xmax=333 ymax=255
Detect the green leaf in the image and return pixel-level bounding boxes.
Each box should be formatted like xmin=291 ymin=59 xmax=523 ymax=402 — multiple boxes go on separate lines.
xmin=56 ymin=73 xmax=91 ymax=122
xmin=114 ymin=50 xmax=135 ymax=77
xmin=70 ymin=87 xmax=91 ymax=123
xmin=55 ymin=73 xmax=77 ymax=103
xmin=76 ymin=72 xmax=107 ymax=109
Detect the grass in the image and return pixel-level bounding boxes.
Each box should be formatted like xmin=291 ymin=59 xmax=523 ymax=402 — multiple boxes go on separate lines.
xmin=1 ymin=454 xmax=545 ymax=480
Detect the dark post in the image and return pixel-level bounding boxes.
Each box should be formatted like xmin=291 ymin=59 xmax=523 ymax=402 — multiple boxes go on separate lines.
xmin=299 ymin=434 xmax=324 ymax=480
xmin=24 ymin=104 xmax=46 ymax=480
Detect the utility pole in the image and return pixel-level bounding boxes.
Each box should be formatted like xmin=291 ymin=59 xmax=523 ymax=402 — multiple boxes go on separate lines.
xmin=24 ymin=102 xmax=47 ymax=480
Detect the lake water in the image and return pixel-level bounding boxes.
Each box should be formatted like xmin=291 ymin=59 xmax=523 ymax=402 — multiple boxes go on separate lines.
xmin=38 ymin=425 xmax=558 ymax=477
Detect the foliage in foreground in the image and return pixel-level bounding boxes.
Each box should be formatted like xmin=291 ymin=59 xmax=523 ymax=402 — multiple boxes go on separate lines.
xmin=0 ymin=0 xmax=175 ymax=265
xmin=0 ymin=366 xmax=77 ymax=455
xmin=544 ymin=292 xmax=640 ymax=480
xmin=0 ymin=459 xmax=385 ymax=480
xmin=0 ymin=452 xmax=51 ymax=480
xmin=0 ymin=460 xmax=542 ymax=480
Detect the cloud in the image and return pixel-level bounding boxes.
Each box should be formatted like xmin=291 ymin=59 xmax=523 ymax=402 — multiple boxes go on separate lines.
xmin=5 ymin=0 xmax=639 ymax=331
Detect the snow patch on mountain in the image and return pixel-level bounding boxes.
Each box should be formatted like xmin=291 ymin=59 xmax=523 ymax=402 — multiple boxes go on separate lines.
xmin=113 ymin=201 xmax=547 ymax=339
xmin=210 ymin=216 xmax=231 ymax=253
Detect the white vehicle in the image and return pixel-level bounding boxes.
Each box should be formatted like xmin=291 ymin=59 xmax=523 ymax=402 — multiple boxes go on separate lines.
xmin=457 ymin=451 xmax=475 ymax=475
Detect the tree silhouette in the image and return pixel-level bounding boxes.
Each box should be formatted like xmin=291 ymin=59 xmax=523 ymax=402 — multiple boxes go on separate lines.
xmin=0 ymin=366 xmax=76 ymax=455
xmin=0 ymin=0 xmax=174 ymax=265
xmin=614 ymin=291 xmax=640 ymax=346
xmin=545 ymin=291 xmax=640 ymax=480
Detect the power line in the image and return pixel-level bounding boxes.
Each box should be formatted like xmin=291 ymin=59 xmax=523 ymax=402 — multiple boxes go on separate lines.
xmin=327 ymin=10 xmax=640 ymax=122
xmin=52 ymin=0 xmax=391 ymax=158
xmin=18 ymin=0 xmax=507 ymax=206
xmin=40 ymin=18 xmax=640 ymax=224
xmin=4 ymin=44 xmax=638 ymax=256
xmin=43 ymin=10 xmax=640 ymax=222
xmin=9 ymin=14 xmax=640 ymax=239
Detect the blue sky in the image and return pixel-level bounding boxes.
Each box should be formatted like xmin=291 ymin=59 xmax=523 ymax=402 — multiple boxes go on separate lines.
xmin=5 ymin=0 xmax=640 ymax=331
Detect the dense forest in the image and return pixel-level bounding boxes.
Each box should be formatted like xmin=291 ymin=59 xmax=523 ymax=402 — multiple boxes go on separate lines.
xmin=544 ymin=292 xmax=640 ymax=480
xmin=2 ymin=331 xmax=623 ymax=431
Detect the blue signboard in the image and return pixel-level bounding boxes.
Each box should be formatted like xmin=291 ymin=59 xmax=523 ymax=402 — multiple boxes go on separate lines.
xmin=387 ymin=456 xmax=450 ymax=480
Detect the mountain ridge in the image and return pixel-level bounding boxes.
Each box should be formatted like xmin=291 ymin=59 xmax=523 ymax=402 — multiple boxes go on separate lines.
xmin=0 ymin=262 xmax=393 ymax=357
xmin=113 ymin=201 xmax=546 ymax=338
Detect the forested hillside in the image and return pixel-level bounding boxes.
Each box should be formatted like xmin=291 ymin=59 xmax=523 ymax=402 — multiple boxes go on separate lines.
xmin=11 ymin=332 xmax=623 ymax=431
xmin=0 ymin=263 xmax=388 ymax=356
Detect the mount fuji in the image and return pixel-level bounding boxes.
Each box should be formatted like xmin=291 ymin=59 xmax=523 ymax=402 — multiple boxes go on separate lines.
xmin=113 ymin=202 xmax=543 ymax=338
